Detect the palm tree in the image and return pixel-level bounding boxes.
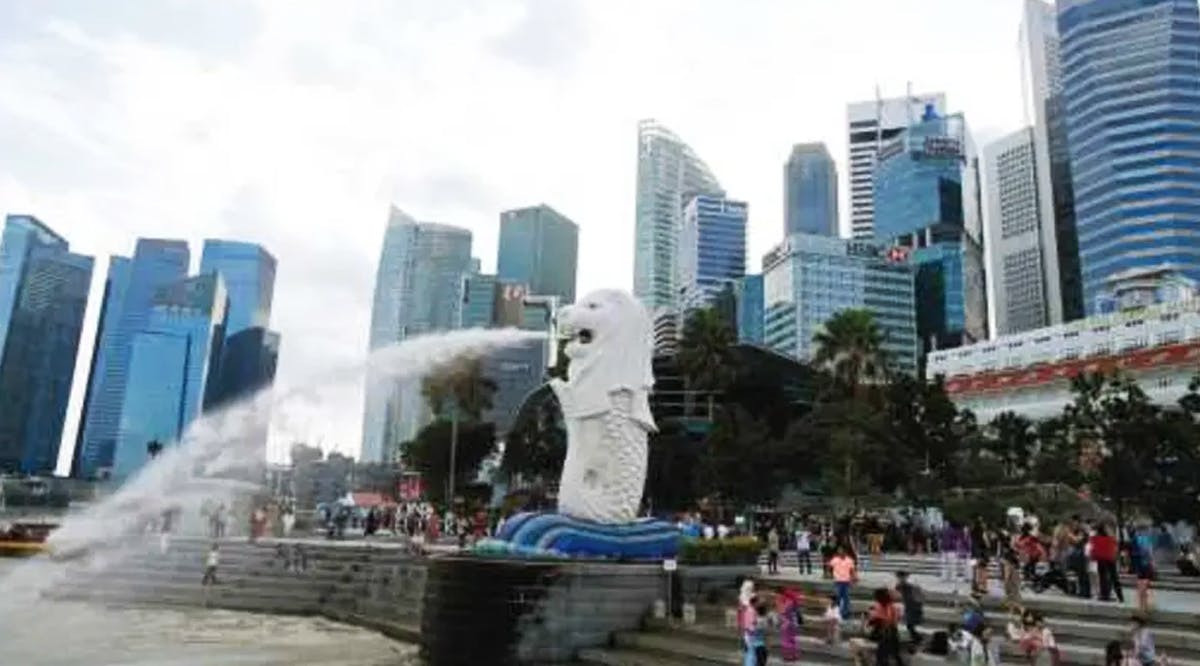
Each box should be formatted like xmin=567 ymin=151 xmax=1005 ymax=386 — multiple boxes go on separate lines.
xmin=811 ymin=309 xmax=889 ymax=398
xmin=677 ymin=307 xmax=738 ymax=418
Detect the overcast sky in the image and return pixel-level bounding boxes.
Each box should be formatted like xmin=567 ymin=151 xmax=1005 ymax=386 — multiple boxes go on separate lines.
xmin=0 ymin=0 xmax=1029 ymax=470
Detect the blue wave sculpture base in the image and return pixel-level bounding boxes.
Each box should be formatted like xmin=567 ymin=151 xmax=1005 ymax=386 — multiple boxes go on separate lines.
xmin=474 ymin=512 xmax=680 ymax=560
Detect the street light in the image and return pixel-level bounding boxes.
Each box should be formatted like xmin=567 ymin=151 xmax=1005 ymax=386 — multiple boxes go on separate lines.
xmin=447 ymin=400 xmax=459 ymax=505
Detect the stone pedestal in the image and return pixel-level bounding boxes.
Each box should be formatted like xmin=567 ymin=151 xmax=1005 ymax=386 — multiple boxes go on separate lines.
xmin=420 ymin=557 xmax=664 ymax=665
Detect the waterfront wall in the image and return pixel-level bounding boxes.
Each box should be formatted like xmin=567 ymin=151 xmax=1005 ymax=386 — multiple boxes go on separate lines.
xmin=48 ymin=539 xmax=716 ymax=664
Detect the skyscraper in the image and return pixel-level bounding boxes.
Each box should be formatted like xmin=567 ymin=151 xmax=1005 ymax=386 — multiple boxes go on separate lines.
xmin=460 ymin=266 xmax=499 ymax=329
xmin=677 ymin=194 xmax=748 ymax=313
xmin=784 ymin=143 xmax=839 ymax=237
xmin=0 ymin=215 xmax=93 ymax=474
xmin=874 ymin=108 xmax=988 ymax=355
xmin=633 ymin=119 xmax=723 ymax=313
xmin=762 ymin=234 xmax=918 ymax=375
xmin=113 ymin=274 xmax=228 ymax=479
xmin=198 ymin=240 xmax=276 ymax=335
xmin=733 ymin=274 xmax=764 ymax=345
xmin=1057 ymin=0 xmax=1200 ymax=313
xmin=362 ymin=208 xmax=472 ymax=463
xmin=984 ymin=128 xmax=1055 ymax=335
xmin=198 ymin=240 xmax=280 ymax=420
xmin=497 ymin=205 xmax=578 ymax=304
xmin=76 ymin=238 xmax=190 ymax=478
xmin=1018 ymin=0 xmax=1083 ymax=324
xmin=847 ymin=92 xmax=947 ymax=239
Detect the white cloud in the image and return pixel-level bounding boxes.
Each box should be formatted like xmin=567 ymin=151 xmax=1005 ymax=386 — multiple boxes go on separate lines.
xmin=0 ymin=0 xmax=1026 ymax=469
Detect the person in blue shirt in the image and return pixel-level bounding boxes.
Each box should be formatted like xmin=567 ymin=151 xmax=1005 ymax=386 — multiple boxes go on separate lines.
xmin=1131 ymin=527 xmax=1155 ymax=613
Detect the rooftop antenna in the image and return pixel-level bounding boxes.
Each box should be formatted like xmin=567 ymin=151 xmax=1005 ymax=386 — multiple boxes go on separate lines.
xmin=874 ymin=84 xmax=884 ymax=155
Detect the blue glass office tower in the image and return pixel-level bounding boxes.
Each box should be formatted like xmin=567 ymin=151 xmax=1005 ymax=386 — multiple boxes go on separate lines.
xmin=734 ymin=274 xmax=764 ymax=344
xmin=874 ymin=109 xmax=988 ymax=355
xmin=0 ymin=215 xmax=93 ymax=474
xmin=461 ymin=267 xmax=499 ymax=329
xmin=198 ymin=240 xmax=280 ymax=417
xmin=677 ymin=195 xmax=748 ymax=313
xmin=497 ymin=205 xmax=579 ymax=304
xmin=1057 ymin=0 xmax=1200 ymax=312
xmin=784 ymin=143 xmax=839 ymax=237
xmin=113 ymin=274 xmax=228 ymax=479
xmin=762 ymin=234 xmax=918 ymax=375
xmin=76 ymin=239 xmax=189 ymax=478
xmin=199 ymin=240 xmax=275 ymax=335
xmin=362 ymin=208 xmax=473 ymax=463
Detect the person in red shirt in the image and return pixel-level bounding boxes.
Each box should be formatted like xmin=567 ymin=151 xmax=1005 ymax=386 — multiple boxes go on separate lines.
xmin=1090 ymin=524 xmax=1123 ymax=602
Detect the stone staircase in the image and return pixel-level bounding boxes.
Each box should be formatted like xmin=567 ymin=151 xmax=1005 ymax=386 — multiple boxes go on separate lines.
xmin=759 ymin=551 xmax=1200 ymax=592
xmin=47 ymin=536 xmax=426 ymax=642
xmin=579 ymin=574 xmax=1200 ymax=665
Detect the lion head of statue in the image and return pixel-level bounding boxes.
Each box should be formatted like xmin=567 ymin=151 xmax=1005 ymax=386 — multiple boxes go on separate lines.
xmin=556 ymin=289 xmax=655 ymax=402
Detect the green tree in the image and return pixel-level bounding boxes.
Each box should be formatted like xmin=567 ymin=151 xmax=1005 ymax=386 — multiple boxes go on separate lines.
xmin=401 ymin=421 xmax=496 ymax=505
xmin=421 ymin=356 xmax=498 ymax=421
xmin=812 ymin=309 xmax=889 ymax=399
xmin=696 ymin=405 xmax=782 ymax=506
xmin=986 ymin=411 xmax=1037 ymax=481
xmin=677 ymin=307 xmax=738 ymax=420
xmin=501 ymin=391 xmax=566 ymax=484
xmin=645 ymin=419 xmax=704 ymax=512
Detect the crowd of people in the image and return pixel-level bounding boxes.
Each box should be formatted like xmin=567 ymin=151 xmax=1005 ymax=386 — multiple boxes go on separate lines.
xmin=734 ymin=572 xmax=1164 ymax=666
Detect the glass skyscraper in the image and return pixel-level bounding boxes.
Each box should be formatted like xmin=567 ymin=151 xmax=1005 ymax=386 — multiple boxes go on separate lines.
xmin=677 ymin=194 xmax=748 ymax=313
xmin=1057 ymin=0 xmax=1200 ymax=312
xmin=762 ymin=234 xmax=918 ymax=375
xmin=113 ymin=273 xmax=228 ymax=479
xmin=734 ymin=274 xmax=764 ymax=345
xmin=497 ymin=205 xmax=578 ymax=304
xmin=199 ymin=240 xmax=276 ymax=335
xmin=784 ymin=143 xmax=839 ymax=237
xmin=633 ymin=119 xmax=724 ymax=313
xmin=847 ymin=93 xmax=948 ymax=239
xmin=76 ymin=238 xmax=190 ymax=478
xmin=0 ymin=215 xmax=93 ymax=474
xmin=874 ymin=109 xmax=988 ymax=354
xmin=460 ymin=267 xmax=498 ymax=329
xmin=362 ymin=208 xmax=473 ymax=463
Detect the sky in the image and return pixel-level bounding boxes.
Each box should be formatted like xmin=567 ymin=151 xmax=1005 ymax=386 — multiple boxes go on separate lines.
xmin=0 ymin=0 xmax=1030 ymax=470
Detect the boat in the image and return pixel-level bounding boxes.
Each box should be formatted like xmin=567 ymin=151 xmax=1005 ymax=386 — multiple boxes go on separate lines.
xmin=0 ymin=521 xmax=57 ymax=557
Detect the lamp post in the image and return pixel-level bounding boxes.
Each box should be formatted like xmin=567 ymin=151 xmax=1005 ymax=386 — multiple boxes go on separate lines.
xmin=446 ymin=400 xmax=459 ymax=505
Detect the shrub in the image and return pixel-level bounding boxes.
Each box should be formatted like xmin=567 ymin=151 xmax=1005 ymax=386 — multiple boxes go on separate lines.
xmin=679 ymin=537 xmax=761 ymax=566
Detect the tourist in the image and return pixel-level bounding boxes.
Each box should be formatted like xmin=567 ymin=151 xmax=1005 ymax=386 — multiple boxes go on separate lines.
xmin=281 ymin=504 xmax=295 ymax=538
xmin=866 ymin=587 xmax=903 ymax=666
xmin=1069 ymin=516 xmax=1092 ymax=599
xmin=971 ymin=516 xmax=991 ymax=595
xmin=1177 ymin=544 xmax=1200 ymax=577
xmin=202 ymin=542 xmax=220 ymax=586
xmin=742 ymin=596 xmax=772 ymax=666
xmin=830 ymin=544 xmax=857 ymax=620
xmin=1001 ymin=545 xmax=1023 ymax=609
xmin=1018 ymin=525 xmax=1045 ymax=583
xmin=949 ymin=624 xmax=990 ymax=666
xmin=365 ymin=507 xmax=379 ymax=537
xmin=776 ymin=587 xmax=803 ymax=662
xmin=795 ymin=522 xmax=812 ymax=576
xmin=767 ymin=527 xmax=781 ymax=575
xmin=1091 ymin=524 xmax=1123 ymax=602
xmin=1105 ymin=640 xmax=1124 ymax=666
xmin=1131 ymin=527 xmax=1155 ymax=613
xmin=895 ymin=571 xmax=924 ymax=646
xmin=1131 ymin=614 xmax=1157 ymax=666
xmin=941 ymin=521 xmax=962 ymax=582
xmin=822 ymin=594 xmax=842 ymax=644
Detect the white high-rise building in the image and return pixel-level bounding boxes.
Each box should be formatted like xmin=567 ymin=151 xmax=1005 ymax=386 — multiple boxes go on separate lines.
xmin=361 ymin=208 xmax=472 ymax=463
xmin=1014 ymin=0 xmax=1082 ymax=326
xmin=845 ymin=92 xmax=946 ymax=239
xmin=633 ymin=120 xmax=723 ymax=317
xmin=983 ymin=127 xmax=1052 ymax=336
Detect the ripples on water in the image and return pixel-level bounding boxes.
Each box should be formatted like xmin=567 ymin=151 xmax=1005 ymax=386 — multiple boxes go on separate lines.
xmin=0 ymin=560 xmax=418 ymax=666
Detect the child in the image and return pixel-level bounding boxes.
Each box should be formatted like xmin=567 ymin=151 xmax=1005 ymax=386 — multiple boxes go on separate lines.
xmin=823 ymin=594 xmax=843 ymax=644
xmin=1131 ymin=614 xmax=1157 ymax=666
xmin=202 ymin=542 xmax=219 ymax=586
xmin=743 ymin=597 xmax=771 ymax=666
xmin=776 ymin=587 xmax=803 ymax=662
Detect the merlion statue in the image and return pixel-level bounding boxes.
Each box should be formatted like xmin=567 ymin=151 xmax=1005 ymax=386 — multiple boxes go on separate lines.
xmin=550 ymin=289 xmax=656 ymax=524
xmin=480 ymin=289 xmax=679 ymax=559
